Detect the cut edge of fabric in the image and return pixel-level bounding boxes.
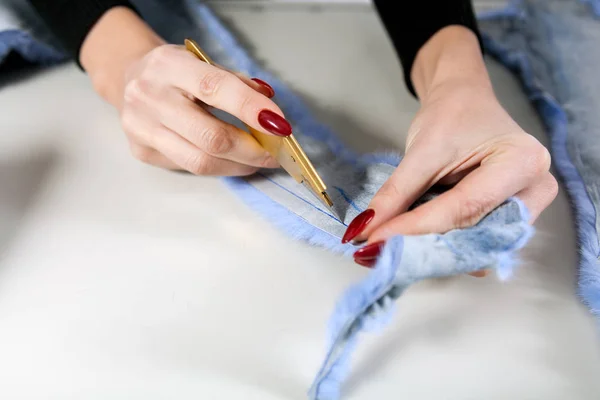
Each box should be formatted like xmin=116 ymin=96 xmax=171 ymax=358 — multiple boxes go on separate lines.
xmin=223 ymin=176 xmax=357 ymax=257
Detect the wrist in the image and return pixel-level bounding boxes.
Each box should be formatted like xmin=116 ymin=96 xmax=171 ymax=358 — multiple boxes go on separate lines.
xmin=80 ymin=6 xmax=165 ymax=108
xmin=411 ymin=26 xmax=492 ymax=102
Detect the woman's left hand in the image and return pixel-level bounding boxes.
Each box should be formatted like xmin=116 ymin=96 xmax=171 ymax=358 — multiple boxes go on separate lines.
xmin=341 ymin=27 xmax=558 ymax=271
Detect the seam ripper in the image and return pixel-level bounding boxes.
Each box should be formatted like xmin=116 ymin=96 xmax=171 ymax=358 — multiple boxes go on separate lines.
xmin=184 ymin=38 xmax=340 ymax=220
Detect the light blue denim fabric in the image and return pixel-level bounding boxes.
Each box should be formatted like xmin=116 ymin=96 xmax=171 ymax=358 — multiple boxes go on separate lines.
xmin=6 ymin=1 xmax=598 ymax=399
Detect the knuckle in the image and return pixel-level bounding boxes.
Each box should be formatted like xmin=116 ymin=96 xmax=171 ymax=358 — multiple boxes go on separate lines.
xmin=259 ymin=154 xmax=278 ymax=169
xmin=516 ymin=136 xmax=552 ymax=176
xmin=120 ymin=111 xmax=148 ymax=143
xmin=185 ymin=153 xmax=211 ymax=175
xmin=547 ymin=174 xmax=559 ymax=200
xmin=377 ymin=181 xmax=404 ymax=204
xmin=198 ymin=70 xmax=228 ymax=97
xmin=130 ymin=145 xmax=152 ymax=164
xmin=120 ymin=111 xmax=135 ymax=135
xmin=123 ymin=78 xmax=151 ymax=105
xmin=533 ymin=145 xmax=552 ymax=174
xmin=146 ymin=46 xmax=171 ymax=69
xmin=370 ymin=180 xmax=410 ymax=214
xmin=235 ymin=93 xmax=254 ymax=115
xmin=452 ymin=191 xmax=495 ymax=229
xmin=200 ymin=125 xmax=234 ymax=155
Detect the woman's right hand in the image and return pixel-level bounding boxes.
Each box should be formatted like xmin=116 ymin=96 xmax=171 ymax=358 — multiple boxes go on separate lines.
xmin=81 ymin=7 xmax=289 ymax=176
xmin=118 ymin=43 xmax=288 ymax=175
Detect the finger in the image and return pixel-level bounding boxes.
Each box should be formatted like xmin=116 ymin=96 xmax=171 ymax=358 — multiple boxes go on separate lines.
xmin=464 ymin=173 xmax=557 ymax=279
xmin=233 ymin=72 xmax=275 ymax=99
xmin=514 ymin=172 xmax=559 ymax=223
xmin=368 ymin=143 xmax=550 ymax=242
xmin=165 ymin=48 xmax=291 ymax=137
xmin=129 ymin=144 xmax=183 ymax=170
xmin=350 ymin=147 xmax=451 ymax=242
xmin=159 ymin=92 xmax=279 ymax=168
xmin=196 ymin=64 xmax=274 ymax=98
xmin=180 ymin=73 xmax=275 ymax=109
xmin=147 ymin=125 xmax=259 ymax=176
xmin=438 ymin=165 xmax=477 ymax=185
xmin=468 ymin=270 xmax=490 ymax=278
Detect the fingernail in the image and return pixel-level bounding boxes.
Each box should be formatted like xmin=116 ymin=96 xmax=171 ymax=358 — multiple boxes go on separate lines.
xmin=353 ymin=240 xmax=385 ymax=259
xmin=469 ymin=270 xmax=489 ymax=278
xmin=354 ymin=257 xmax=376 ymax=268
xmin=341 ymin=209 xmax=375 ymax=244
xmin=353 ymin=241 xmax=385 ymax=268
xmin=258 ymin=109 xmax=292 ymax=137
xmin=252 ymin=78 xmax=275 ymax=98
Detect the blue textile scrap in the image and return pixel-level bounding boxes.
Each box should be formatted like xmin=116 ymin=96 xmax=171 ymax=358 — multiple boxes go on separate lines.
xmin=4 ymin=0 xmax=600 ymax=398
xmin=479 ymin=0 xmax=600 ymax=320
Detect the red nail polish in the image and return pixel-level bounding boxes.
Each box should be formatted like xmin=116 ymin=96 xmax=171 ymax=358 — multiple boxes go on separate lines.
xmin=341 ymin=209 xmax=375 ymax=244
xmin=258 ymin=109 xmax=292 ymax=137
xmin=252 ymin=78 xmax=275 ymax=98
xmin=354 ymin=257 xmax=376 ymax=268
xmin=353 ymin=241 xmax=385 ymax=259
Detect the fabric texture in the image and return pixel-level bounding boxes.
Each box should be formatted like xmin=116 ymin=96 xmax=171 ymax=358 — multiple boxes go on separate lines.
xmin=0 ymin=0 xmax=597 ymax=399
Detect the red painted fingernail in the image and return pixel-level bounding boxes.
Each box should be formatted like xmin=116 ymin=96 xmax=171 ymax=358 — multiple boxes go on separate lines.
xmin=353 ymin=241 xmax=385 ymax=268
xmin=341 ymin=209 xmax=375 ymax=244
xmin=252 ymin=78 xmax=275 ymax=98
xmin=353 ymin=241 xmax=385 ymax=259
xmin=258 ymin=109 xmax=292 ymax=137
xmin=354 ymin=257 xmax=376 ymax=268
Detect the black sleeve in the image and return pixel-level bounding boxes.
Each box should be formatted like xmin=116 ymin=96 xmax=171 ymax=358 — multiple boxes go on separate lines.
xmin=27 ymin=0 xmax=138 ymax=66
xmin=372 ymin=0 xmax=483 ymax=97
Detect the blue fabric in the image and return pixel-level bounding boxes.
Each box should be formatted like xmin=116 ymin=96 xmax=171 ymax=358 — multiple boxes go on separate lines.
xmin=0 ymin=0 xmax=65 ymax=67
xmin=2 ymin=0 xmax=599 ymax=399
xmin=0 ymin=30 xmax=64 ymax=66
xmin=478 ymin=0 xmax=600 ymax=323
xmin=308 ymin=198 xmax=533 ymax=399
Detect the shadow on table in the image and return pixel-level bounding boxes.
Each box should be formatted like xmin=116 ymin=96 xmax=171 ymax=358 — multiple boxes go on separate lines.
xmin=0 ymin=150 xmax=57 ymax=257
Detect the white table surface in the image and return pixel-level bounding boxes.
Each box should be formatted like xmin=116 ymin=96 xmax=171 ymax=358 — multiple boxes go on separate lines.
xmin=1 ymin=4 xmax=600 ymax=400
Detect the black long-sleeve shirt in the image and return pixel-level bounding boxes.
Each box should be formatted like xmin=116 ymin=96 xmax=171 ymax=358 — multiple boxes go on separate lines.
xmin=26 ymin=0 xmax=482 ymax=97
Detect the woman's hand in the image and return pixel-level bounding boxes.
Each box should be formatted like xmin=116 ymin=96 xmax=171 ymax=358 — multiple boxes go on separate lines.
xmin=342 ymin=26 xmax=558 ymax=270
xmin=80 ymin=7 xmax=287 ymax=176
xmin=117 ymin=44 xmax=287 ymax=175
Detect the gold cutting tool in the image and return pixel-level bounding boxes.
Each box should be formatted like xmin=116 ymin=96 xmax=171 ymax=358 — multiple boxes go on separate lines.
xmin=184 ymin=38 xmax=339 ymax=219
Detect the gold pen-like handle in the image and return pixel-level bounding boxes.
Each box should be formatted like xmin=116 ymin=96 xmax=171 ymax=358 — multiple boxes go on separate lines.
xmin=185 ymin=38 xmax=215 ymax=65
xmin=184 ymin=39 xmax=300 ymax=182
xmin=183 ymin=39 xmax=333 ymax=209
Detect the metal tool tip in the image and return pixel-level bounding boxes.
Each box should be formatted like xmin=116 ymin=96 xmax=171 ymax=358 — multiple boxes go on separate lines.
xmin=322 ymin=191 xmax=334 ymax=208
xmin=322 ymin=191 xmax=343 ymax=221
